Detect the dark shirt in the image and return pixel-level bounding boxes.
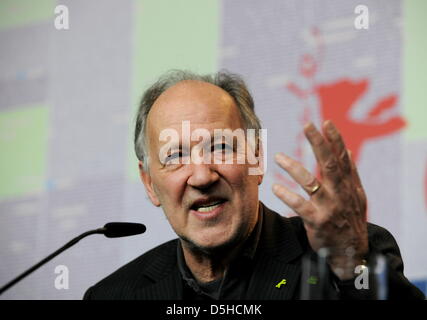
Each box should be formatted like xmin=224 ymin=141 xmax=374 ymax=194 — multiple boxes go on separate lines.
xmin=177 ymin=205 xmax=264 ymax=300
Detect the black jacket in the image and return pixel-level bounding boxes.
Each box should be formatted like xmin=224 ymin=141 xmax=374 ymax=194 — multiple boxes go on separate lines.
xmin=84 ymin=203 xmax=424 ymax=300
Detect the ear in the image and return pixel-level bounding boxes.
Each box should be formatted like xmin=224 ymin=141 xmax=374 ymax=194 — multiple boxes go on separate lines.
xmin=138 ymin=161 xmax=161 ymax=207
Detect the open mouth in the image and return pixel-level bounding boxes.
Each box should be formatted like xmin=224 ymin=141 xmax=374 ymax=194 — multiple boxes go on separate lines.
xmin=193 ymin=200 xmax=225 ymax=213
xmin=190 ymin=199 xmax=227 ymax=213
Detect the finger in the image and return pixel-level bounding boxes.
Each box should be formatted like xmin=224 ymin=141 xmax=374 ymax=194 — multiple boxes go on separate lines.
xmin=275 ymin=152 xmax=326 ymax=198
xmin=357 ymin=187 xmax=367 ymax=220
xmin=323 ymin=120 xmax=352 ymax=176
xmin=304 ymin=122 xmax=343 ymax=186
xmin=348 ymin=150 xmax=363 ymax=189
xmin=272 ymin=183 xmax=316 ymax=225
xmin=348 ymin=150 xmax=367 ymax=217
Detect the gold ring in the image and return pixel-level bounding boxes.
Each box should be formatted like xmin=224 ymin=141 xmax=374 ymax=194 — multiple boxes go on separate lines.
xmin=309 ymin=183 xmax=321 ymax=195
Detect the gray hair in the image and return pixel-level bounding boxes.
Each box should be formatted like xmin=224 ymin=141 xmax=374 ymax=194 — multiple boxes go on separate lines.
xmin=134 ymin=70 xmax=262 ymax=171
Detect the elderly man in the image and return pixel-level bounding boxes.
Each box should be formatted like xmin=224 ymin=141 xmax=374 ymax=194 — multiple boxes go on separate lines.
xmin=84 ymin=71 xmax=424 ymax=300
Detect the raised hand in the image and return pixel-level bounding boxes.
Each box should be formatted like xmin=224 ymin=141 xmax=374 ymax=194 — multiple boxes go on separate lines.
xmin=273 ymin=120 xmax=368 ymax=280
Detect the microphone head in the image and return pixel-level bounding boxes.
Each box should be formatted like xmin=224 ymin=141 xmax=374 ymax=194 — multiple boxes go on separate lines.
xmin=102 ymin=222 xmax=146 ymax=238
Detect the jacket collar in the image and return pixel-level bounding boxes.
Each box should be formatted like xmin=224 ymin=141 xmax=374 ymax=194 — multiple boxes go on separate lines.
xmin=134 ymin=240 xmax=183 ymax=299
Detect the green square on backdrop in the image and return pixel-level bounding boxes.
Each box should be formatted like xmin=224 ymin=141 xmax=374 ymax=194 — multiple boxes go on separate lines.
xmin=0 ymin=104 xmax=49 ymax=199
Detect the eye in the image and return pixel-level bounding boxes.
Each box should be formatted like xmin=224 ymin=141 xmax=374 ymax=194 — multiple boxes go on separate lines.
xmin=164 ymin=151 xmax=182 ymax=163
xmin=213 ymin=143 xmax=233 ymax=153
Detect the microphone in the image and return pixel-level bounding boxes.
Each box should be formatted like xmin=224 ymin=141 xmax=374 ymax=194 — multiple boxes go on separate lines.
xmin=102 ymin=222 xmax=146 ymax=238
xmin=0 ymin=222 xmax=146 ymax=295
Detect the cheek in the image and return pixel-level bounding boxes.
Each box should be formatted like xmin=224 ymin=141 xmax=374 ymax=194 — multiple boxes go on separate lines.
xmin=222 ymin=165 xmax=257 ymax=189
xmin=221 ymin=166 xmax=260 ymax=214
xmin=152 ymin=172 xmax=187 ymax=207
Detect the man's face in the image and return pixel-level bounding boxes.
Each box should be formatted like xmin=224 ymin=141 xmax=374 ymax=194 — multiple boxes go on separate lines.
xmin=139 ymin=80 xmax=263 ymax=251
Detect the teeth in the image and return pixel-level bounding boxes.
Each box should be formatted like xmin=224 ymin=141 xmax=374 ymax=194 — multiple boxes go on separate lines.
xmin=196 ymin=202 xmax=222 ymax=213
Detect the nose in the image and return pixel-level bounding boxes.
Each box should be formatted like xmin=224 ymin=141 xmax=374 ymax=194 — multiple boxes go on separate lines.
xmin=187 ymin=163 xmax=220 ymax=190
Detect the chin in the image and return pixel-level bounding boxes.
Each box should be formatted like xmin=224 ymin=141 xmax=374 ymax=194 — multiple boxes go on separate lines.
xmin=180 ymin=228 xmax=244 ymax=256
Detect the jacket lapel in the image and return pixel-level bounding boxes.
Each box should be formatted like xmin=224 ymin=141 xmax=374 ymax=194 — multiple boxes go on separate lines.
xmin=246 ymin=204 xmax=305 ymax=299
xmin=247 ymin=257 xmax=301 ymax=300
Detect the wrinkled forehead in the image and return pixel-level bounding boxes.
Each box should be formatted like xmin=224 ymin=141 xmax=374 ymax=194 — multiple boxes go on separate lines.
xmin=146 ymin=80 xmax=245 ymax=140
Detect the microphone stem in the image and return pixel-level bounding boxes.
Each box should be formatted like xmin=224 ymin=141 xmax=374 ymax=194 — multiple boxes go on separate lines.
xmin=0 ymin=228 xmax=105 ymax=295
